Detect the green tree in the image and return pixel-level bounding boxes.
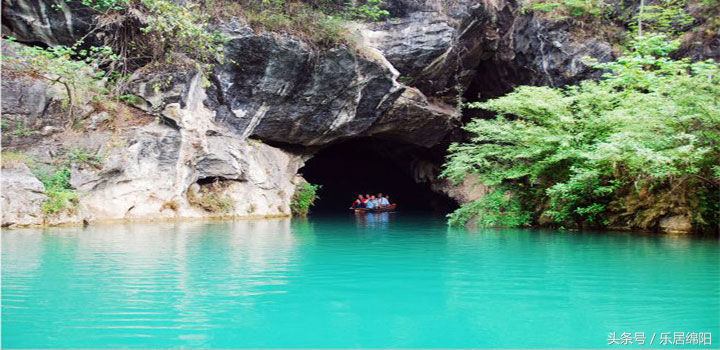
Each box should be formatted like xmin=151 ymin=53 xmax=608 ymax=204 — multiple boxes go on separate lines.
xmin=443 ymin=34 xmax=720 ymax=231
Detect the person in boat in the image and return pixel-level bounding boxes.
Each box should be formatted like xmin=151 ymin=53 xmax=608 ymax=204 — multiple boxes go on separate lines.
xmin=366 ymin=195 xmax=378 ymax=209
xmin=351 ymin=194 xmax=366 ymax=209
xmin=377 ymin=193 xmax=390 ymax=208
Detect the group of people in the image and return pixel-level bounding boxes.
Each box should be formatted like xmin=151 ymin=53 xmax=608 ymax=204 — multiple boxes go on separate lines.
xmin=350 ymin=193 xmax=392 ymax=209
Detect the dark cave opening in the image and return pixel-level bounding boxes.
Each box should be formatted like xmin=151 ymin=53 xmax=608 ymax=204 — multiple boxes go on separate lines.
xmin=299 ymin=138 xmax=458 ymax=214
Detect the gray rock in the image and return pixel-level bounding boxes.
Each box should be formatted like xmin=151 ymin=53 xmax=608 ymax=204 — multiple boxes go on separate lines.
xmin=368 ymin=11 xmax=455 ymax=77
xmin=412 ymin=1 xmax=615 ymax=101
xmin=1 ymin=162 xmax=47 ymax=227
xmin=134 ymin=23 xmax=458 ymax=148
xmin=368 ymin=87 xmax=458 ymax=147
xmin=207 ymin=29 xmax=402 ymax=146
xmin=511 ymin=16 xmax=615 ymax=87
xmin=1 ymin=0 xmax=95 ymax=45
xmin=0 ymin=69 xmax=69 ymax=148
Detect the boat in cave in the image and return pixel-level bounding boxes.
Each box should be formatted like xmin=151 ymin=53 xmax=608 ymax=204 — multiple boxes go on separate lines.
xmin=352 ymin=204 xmax=397 ymax=213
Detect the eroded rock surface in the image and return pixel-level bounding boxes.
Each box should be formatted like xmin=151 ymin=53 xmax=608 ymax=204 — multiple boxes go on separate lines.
xmin=205 ymin=22 xmax=456 ymax=147
xmin=1 ymin=0 xmax=95 ymax=45
xmin=1 ymin=163 xmax=47 ymax=227
xmin=1 ymin=71 xmax=306 ymax=226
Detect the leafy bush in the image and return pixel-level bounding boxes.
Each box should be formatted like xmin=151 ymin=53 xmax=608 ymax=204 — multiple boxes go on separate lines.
xmin=137 ymin=0 xmax=228 ymax=65
xmin=28 ymin=148 xmax=102 ymax=215
xmin=290 ymin=182 xmax=321 ymax=216
xmin=633 ymin=0 xmax=694 ymax=36
xmin=242 ymin=3 xmax=348 ymax=47
xmin=10 ymin=120 xmax=35 ymax=137
xmin=523 ymin=0 xmax=611 ymax=26
xmin=525 ymin=0 xmax=608 ymax=18
xmin=448 ymin=187 xmax=532 ymax=227
xmin=443 ymin=34 xmax=720 ymax=231
xmin=32 ymin=164 xmax=77 ymax=214
xmin=58 ymin=0 xmax=128 ymax=11
xmin=347 ymin=0 xmax=389 ymax=21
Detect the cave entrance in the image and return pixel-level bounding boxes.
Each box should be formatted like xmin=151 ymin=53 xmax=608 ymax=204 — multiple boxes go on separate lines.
xmin=299 ymin=138 xmax=458 ymax=213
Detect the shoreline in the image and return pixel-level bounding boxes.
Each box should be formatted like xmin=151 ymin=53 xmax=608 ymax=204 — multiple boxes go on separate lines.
xmin=0 ymin=212 xmax=294 ymax=230
xmin=3 ymin=213 xmax=717 ymax=238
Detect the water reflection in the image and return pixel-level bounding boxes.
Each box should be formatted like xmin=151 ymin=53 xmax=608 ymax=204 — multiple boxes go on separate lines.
xmin=2 ymin=219 xmax=306 ymax=348
xmin=353 ymin=212 xmax=392 ymax=229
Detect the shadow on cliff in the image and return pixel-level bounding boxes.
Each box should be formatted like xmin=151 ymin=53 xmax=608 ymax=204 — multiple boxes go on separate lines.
xmin=298 ymin=138 xmax=458 ymax=213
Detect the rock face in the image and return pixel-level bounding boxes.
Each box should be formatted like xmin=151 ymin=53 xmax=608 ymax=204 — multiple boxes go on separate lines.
xmin=1 ymin=0 xmax=95 ymax=45
xmin=1 ymin=163 xmax=47 ymax=226
xmin=1 ymin=70 xmax=306 ymax=227
xmin=403 ymin=1 xmax=615 ymax=101
xmin=364 ymin=11 xmax=455 ymax=78
xmin=0 ymin=70 xmax=70 ymax=148
xmin=204 ymin=22 xmax=457 ymax=147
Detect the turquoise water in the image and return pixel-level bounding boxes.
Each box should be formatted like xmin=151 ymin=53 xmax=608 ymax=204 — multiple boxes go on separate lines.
xmin=2 ymin=214 xmax=719 ymax=348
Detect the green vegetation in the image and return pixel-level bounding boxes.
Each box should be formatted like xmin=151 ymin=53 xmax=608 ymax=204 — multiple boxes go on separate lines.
xmin=239 ymin=2 xmax=348 ymax=47
xmin=10 ymin=120 xmax=35 ymax=137
xmin=523 ymin=0 xmax=609 ymax=20
xmin=443 ymin=34 xmax=720 ymax=231
xmin=135 ymin=0 xmax=228 ymax=66
xmin=54 ymin=0 xmax=128 ymax=11
xmin=347 ymin=0 xmax=389 ymax=21
xmin=23 ymin=148 xmax=102 ymax=215
xmin=447 ymin=187 xmax=532 ymax=228
xmin=34 ymin=165 xmax=78 ymax=215
xmin=291 ymin=182 xmax=321 ymax=216
xmin=203 ymin=0 xmax=389 ymax=47
xmin=3 ymin=40 xmax=117 ymax=116
xmin=521 ymin=0 xmax=713 ymax=46
xmin=634 ymin=0 xmax=695 ymax=36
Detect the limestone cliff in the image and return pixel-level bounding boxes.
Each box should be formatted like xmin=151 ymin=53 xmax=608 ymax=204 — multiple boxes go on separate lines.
xmin=2 ymin=0 xmax=706 ymax=232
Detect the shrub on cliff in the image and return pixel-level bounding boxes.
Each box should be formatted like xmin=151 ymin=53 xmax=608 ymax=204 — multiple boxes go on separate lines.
xmin=2 ymin=40 xmax=118 ymax=117
xmin=291 ymin=182 xmax=321 ymax=217
xmin=205 ymin=0 xmax=388 ymax=48
xmin=21 ymin=148 xmax=103 ymax=215
xmin=443 ymin=34 xmax=720 ymax=232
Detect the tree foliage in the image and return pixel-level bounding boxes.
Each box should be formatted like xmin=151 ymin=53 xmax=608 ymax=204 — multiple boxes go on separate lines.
xmin=447 ymin=187 xmax=532 ymax=228
xmin=443 ymin=34 xmax=720 ymax=231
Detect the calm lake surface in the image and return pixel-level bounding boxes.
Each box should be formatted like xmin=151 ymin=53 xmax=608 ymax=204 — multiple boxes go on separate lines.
xmin=2 ymin=213 xmax=719 ymax=348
